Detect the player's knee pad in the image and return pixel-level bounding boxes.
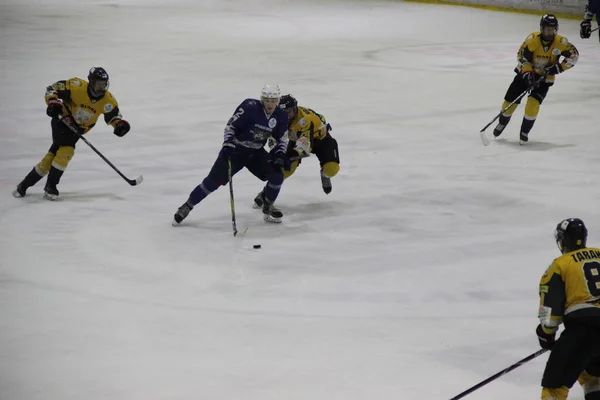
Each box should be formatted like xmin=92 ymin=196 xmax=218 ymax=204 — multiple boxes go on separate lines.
xmin=322 ymin=162 xmax=339 ymax=178
xmin=579 ymin=371 xmax=600 ymax=399
xmin=541 ymin=386 xmax=569 ymax=400
xmin=524 ymin=97 xmax=541 ymax=120
xmin=51 ymin=146 xmax=75 ymax=171
xmin=501 ymin=100 xmax=519 ymax=117
xmin=35 ymin=152 xmax=55 ymax=176
xmin=283 ymin=161 xmax=299 ymax=180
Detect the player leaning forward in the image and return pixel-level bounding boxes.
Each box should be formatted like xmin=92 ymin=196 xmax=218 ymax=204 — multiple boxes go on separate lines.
xmin=172 ymin=85 xmax=290 ymax=226
xmin=493 ymin=14 xmax=578 ymax=145
xmin=12 ymin=67 xmax=130 ymax=200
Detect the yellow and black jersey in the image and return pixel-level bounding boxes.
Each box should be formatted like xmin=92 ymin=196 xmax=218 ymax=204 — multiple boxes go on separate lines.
xmin=45 ymin=77 xmax=122 ymax=134
xmin=539 ymin=247 xmax=600 ymax=333
xmin=288 ymin=106 xmax=328 ymax=152
xmin=516 ymin=32 xmax=579 ymax=84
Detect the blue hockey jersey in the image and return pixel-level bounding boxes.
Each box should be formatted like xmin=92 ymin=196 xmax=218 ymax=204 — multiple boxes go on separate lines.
xmin=586 ymin=0 xmax=599 ymax=19
xmin=223 ymin=98 xmax=288 ymax=153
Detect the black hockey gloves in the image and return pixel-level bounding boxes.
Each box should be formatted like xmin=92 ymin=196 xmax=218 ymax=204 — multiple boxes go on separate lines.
xmin=46 ymin=99 xmax=64 ymax=118
xmin=536 ymin=324 xmax=556 ymax=350
xmin=544 ymin=64 xmax=563 ymax=76
xmin=219 ymin=142 xmax=235 ymax=158
xmin=273 ymin=151 xmax=291 ymax=171
xmin=580 ymin=20 xmax=592 ymax=39
xmin=520 ymin=70 xmax=537 ymax=88
xmin=113 ymin=120 xmax=130 ymax=137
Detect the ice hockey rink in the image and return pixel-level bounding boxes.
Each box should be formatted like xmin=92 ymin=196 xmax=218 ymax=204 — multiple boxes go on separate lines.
xmin=1 ymin=0 xmax=599 ymax=398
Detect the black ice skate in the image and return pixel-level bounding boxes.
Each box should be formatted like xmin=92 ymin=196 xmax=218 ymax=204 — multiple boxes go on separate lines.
xmin=253 ymin=190 xmax=265 ymax=209
xmin=320 ymin=171 xmax=332 ymax=194
xmin=519 ymin=132 xmax=529 ymax=145
xmin=43 ymin=184 xmax=59 ymax=201
xmin=262 ymin=201 xmax=282 ymax=223
xmin=493 ymin=123 xmax=506 ymax=138
xmin=173 ymin=201 xmax=193 ymax=226
xmin=12 ymin=184 xmax=27 ymax=198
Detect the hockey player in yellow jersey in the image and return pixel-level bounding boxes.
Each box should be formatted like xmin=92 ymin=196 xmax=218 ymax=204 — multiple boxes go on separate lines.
xmin=12 ymin=67 xmax=130 ymax=200
xmin=253 ymin=94 xmax=340 ymax=208
xmin=493 ymin=14 xmax=578 ymax=145
xmin=536 ymin=218 xmax=600 ymax=400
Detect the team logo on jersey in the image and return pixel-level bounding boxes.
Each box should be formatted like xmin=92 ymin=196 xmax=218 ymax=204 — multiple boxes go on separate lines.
xmin=104 ymin=103 xmax=114 ymax=113
xmin=552 ymin=49 xmax=561 ymax=55
xmin=268 ymin=118 xmax=277 ymax=128
xmin=70 ymin=79 xmax=82 ymax=87
xmin=73 ymin=108 xmax=95 ymax=124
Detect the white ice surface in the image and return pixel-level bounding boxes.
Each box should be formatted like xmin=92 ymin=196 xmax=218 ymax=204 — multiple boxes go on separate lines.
xmin=1 ymin=1 xmax=599 ymax=399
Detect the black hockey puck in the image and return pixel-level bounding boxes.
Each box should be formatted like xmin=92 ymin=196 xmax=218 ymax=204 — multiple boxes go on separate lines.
xmin=253 ymin=244 xmax=261 ymax=249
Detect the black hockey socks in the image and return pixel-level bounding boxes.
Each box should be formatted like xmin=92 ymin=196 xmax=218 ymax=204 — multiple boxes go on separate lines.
xmin=20 ymin=167 xmax=44 ymax=189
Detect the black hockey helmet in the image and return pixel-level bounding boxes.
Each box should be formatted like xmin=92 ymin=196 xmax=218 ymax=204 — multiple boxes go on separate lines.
xmin=540 ymin=14 xmax=559 ymax=41
xmin=88 ymin=67 xmax=109 ymax=98
xmin=279 ymin=94 xmax=298 ymax=120
xmin=555 ymin=218 xmax=587 ymax=254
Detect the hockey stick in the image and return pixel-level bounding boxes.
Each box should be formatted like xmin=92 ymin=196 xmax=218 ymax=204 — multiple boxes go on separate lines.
xmin=227 ymin=157 xmax=238 ymax=237
xmin=479 ymin=77 xmax=544 ymax=146
xmin=58 ymin=115 xmax=143 ymax=186
xmin=448 ymin=348 xmax=548 ymax=400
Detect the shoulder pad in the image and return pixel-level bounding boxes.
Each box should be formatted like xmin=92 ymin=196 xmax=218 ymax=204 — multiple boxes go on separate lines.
xmin=525 ymin=32 xmax=536 ymax=41
xmin=68 ymin=78 xmax=83 ymax=87
xmin=241 ymin=98 xmax=259 ymax=108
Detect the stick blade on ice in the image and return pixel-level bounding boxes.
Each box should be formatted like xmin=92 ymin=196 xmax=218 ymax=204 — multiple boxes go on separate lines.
xmin=480 ymin=130 xmax=492 ymax=146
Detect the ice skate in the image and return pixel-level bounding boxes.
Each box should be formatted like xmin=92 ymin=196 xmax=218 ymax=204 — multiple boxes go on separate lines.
xmin=321 ymin=171 xmax=332 ymax=194
xmin=253 ymin=190 xmax=265 ymax=209
xmin=12 ymin=184 xmax=27 ymax=198
xmin=173 ymin=201 xmax=193 ymax=226
xmin=519 ymin=131 xmax=529 ymax=145
xmin=493 ymin=123 xmax=506 ymax=138
xmin=43 ymin=185 xmax=59 ymax=201
xmin=262 ymin=201 xmax=282 ymax=223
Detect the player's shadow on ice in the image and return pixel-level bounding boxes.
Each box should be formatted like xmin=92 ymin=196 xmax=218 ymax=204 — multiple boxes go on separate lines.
xmin=60 ymin=192 xmax=126 ymax=201
xmin=283 ymin=201 xmax=346 ymax=220
xmin=493 ymin=138 xmax=575 ymax=151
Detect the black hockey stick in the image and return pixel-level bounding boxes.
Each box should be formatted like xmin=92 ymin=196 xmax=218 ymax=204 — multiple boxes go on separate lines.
xmin=227 ymin=157 xmax=238 ymax=237
xmin=58 ymin=115 xmax=143 ymax=186
xmin=479 ymin=76 xmax=544 ymax=146
xmin=448 ymin=348 xmax=548 ymax=400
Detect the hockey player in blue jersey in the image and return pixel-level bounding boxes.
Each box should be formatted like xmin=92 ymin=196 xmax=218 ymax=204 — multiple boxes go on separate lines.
xmin=173 ymin=84 xmax=290 ymax=226
xmin=581 ymin=0 xmax=600 ymax=40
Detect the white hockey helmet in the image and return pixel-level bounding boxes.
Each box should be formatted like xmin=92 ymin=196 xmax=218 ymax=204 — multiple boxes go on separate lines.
xmin=261 ymin=84 xmax=281 ymax=100
xmin=260 ymin=84 xmax=281 ymax=114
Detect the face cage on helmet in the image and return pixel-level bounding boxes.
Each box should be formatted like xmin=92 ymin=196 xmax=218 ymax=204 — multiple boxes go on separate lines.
xmin=90 ymin=79 xmax=109 ymax=96
xmin=555 ymin=229 xmax=564 ymax=253
xmin=541 ymin=26 xmax=557 ymax=38
xmin=284 ymin=105 xmax=298 ymax=121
